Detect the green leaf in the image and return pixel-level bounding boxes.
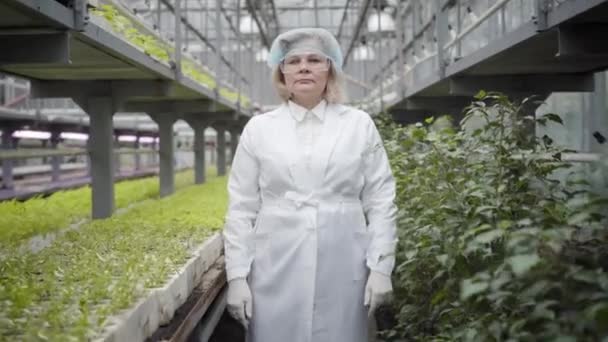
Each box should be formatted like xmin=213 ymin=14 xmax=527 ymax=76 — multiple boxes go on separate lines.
xmin=541 ymin=113 xmax=564 ymax=125
xmin=474 ymin=90 xmax=487 ymax=100
xmin=461 ymin=278 xmax=489 ymax=300
xmin=508 ymin=253 xmax=540 ymax=276
xmin=553 ymin=337 xmax=577 ymax=342
xmin=474 ymin=229 xmax=504 ymax=244
xmin=436 ymin=254 xmax=449 ymax=266
xmin=531 ymin=300 xmax=557 ymax=320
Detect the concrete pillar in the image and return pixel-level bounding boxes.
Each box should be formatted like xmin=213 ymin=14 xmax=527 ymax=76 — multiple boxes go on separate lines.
xmin=114 ymin=134 xmax=121 ymax=175
xmin=82 ymin=97 xmax=116 ymax=219
xmin=152 ymin=139 xmax=159 ymax=165
xmin=210 ymin=140 xmax=216 ymax=166
xmin=134 ymin=134 xmax=141 ymax=171
xmin=591 ymin=72 xmax=607 ymax=153
xmin=1 ymin=127 xmax=15 ymax=191
xmin=193 ymin=123 xmax=207 ymax=184
xmin=215 ymin=126 xmax=227 ymax=176
xmin=155 ymin=116 xmax=176 ymax=197
xmin=229 ymin=128 xmax=240 ymax=164
xmin=50 ymin=130 xmax=62 ymax=182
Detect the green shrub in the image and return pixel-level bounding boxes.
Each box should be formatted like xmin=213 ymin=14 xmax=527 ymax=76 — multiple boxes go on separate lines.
xmin=376 ymin=92 xmax=608 ymax=341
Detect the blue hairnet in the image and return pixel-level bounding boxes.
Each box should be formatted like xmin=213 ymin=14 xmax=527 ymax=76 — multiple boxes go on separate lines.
xmin=267 ymin=27 xmax=344 ymax=72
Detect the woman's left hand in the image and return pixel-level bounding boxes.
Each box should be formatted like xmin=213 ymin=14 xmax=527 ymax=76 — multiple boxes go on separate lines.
xmin=364 ymin=271 xmax=393 ymax=316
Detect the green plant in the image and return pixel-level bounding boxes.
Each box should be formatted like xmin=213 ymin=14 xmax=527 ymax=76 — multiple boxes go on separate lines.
xmin=0 ymin=176 xmax=228 ymax=340
xmin=90 ymin=4 xmax=251 ymax=108
xmin=375 ymin=92 xmax=608 ymax=341
xmin=0 ymin=169 xmax=196 ymax=248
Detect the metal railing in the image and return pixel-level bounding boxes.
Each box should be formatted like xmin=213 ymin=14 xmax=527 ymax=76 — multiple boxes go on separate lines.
xmin=359 ymin=0 xmax=574 ymax=114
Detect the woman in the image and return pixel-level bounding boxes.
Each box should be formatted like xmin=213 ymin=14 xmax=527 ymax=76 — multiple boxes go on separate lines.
xmin=223 ymin=27 xmax=397 ymax=342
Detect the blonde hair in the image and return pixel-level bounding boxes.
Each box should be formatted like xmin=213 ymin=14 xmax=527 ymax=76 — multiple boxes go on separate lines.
xmin=272 ymin=64 xmax=347 ymax=104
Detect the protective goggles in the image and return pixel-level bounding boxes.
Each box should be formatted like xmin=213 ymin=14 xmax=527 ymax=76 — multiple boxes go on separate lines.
xmin=279 ymin=53 xmax=332 ymax=74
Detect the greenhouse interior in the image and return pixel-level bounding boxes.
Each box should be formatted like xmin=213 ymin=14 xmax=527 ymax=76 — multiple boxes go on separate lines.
xmin=1 ymin=0 xmax=607 ymax=341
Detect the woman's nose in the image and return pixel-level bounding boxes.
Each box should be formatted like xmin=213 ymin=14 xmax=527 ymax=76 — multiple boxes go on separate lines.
xmin=297 ymin=63 xmax=311 ymax=73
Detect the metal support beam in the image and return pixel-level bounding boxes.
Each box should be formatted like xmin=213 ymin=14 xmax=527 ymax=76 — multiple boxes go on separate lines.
xmin=389 ymin=109 xmax=436 ymax=126
xmin=184 ymin=114 xmax=210 ymax=184
xmin=134 ymin=134 xmax=142 ymax=171
xmin=157 ymin=0 xmax=249 ymax=85
xmin=215 ymin=0 xmax=224 ymax=99
xmin=314 ymin=0 xmax=319 ymax=27
xmin=534 ymin=0 xmax=548 ymax=31
xmin=0 ymin=33 xmax=70 ymax=64
xmin=558 ymin=24 xmax=608 ymax=58
xmin=1 ymin=127 xmax=16 ymax=191
xmin=50 ymin=130 xmax=62 ymax=182
xmin=114 ymin=134 xmax=121 ymax=175
xmin=122 ymin=100 xmax=216 ymax=114
xmin=73 ymin=0 xmax=89 ymax=31
xmin=399 ymin=96 xmax=473 ymax=116
xmin=152 ymin=115 xmax=176 ymax=197
xmin=30 ymin=80 xmax=175 ymax=100
xmin=229 ymin=128 xmax=240 ymax=164
xmin=269 ymin=0 xmax=280 ymax=35
xmin=79 ymin=97 xmax=116 ymax=219
xmin=174 ymin=0 xmax=183 ymax=78
xmin=396 ymin=1 xmax=407 ymax=98
xmin=336 ymin=0 xmax=354 ymax=41
xmin=194 ymin=123 xmax=208 ymax=184
xmin=449 ymin=73 xmax=595 ymax=96
xmin=435 ymin=0 xmax=448 ymax=79
xmin=246 ymin=0 xmax=271 ymax=48
xmin=215 ymin=125 xmax=227 ymax=176
xmin=343 ymin=0 xmax=372 ymax=67
xmin=591 ymin=72 xmax=607 ymax=153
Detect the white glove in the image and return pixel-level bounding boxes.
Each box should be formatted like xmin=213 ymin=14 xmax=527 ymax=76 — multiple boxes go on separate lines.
xmin=226 ymin=277 xmax=252 ymax=328
xmin=364 ymin=271 xmax=393 ymax=316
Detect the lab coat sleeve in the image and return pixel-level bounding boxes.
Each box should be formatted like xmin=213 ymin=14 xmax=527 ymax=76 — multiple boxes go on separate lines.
xmin=223 ymin=119 xmax=261 ymax=281
xmin=360 ymin=116 xmax=398 ymax=276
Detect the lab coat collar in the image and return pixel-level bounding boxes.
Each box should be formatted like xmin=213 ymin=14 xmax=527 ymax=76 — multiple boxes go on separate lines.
xmin=276 ymin=102 xmax=350 ymax=189
xmin=288 ymin=99 xmax=327 ymax=122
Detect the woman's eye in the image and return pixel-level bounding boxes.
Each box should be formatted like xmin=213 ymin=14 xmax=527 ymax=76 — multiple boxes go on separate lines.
xmin=286 ymin=59 xmax=300 ymax=64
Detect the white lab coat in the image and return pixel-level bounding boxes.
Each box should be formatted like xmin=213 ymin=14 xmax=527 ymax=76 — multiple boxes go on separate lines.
xmin=223 ymin=102 xmax=397 ymax=342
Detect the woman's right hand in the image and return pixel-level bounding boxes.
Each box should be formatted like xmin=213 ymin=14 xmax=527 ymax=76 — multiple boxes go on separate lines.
xmin=227 ymin=277 xmax=253 ymax=328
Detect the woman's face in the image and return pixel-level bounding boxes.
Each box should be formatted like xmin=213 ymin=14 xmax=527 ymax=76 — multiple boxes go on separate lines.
xmin=281 ymin=53 xmax=330 ymax=99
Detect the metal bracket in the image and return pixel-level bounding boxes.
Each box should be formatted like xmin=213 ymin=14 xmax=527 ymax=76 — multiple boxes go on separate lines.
xmin=534 ymin=0 xmax=548 ymax=32
xmin=73 ymin=0 xmax=90 ymax=32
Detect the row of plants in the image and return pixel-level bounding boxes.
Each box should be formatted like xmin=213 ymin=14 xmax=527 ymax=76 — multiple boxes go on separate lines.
xmin=0 ymin=175 xmax=228 ymax=341
xmin=376 ymin=92 xmax=608 ymax=341
xmin=90 ymin=3 xmax=250 ymax=109
xmin=0 ymin=169 xmax=196 ymax=248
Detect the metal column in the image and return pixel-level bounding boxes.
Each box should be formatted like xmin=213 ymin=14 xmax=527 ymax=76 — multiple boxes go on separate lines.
xmin=376 ymin=0 xmax=384 ymax=113
xmin=1 ymin=127 xmax=15 ymax=191
xmin=435 ymin=0 xmax=448 ymax=78
xmin=134 ymin=134 xmax=141 ymax=171
xmin=215 ymin=126 xmax=227 ymax=176
xmin=114 ymin=134 xmax=121 ymax=175
xmin=50 ymin=130 xmax=62 ymax=182
xmin=229 ymin=128 xmax=239 ymax=164
xmin=215 ymin=0 xmax=224 ymax=98
xmin=193 ymin=123 xmax=207 ymax=184
xmin=85 ymin=97 xmax=116 ymax=219
xmin=591 ymin=72 xmax=607 ymax=153
xmin=156 ymin=116 xmax=176 ymax=197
